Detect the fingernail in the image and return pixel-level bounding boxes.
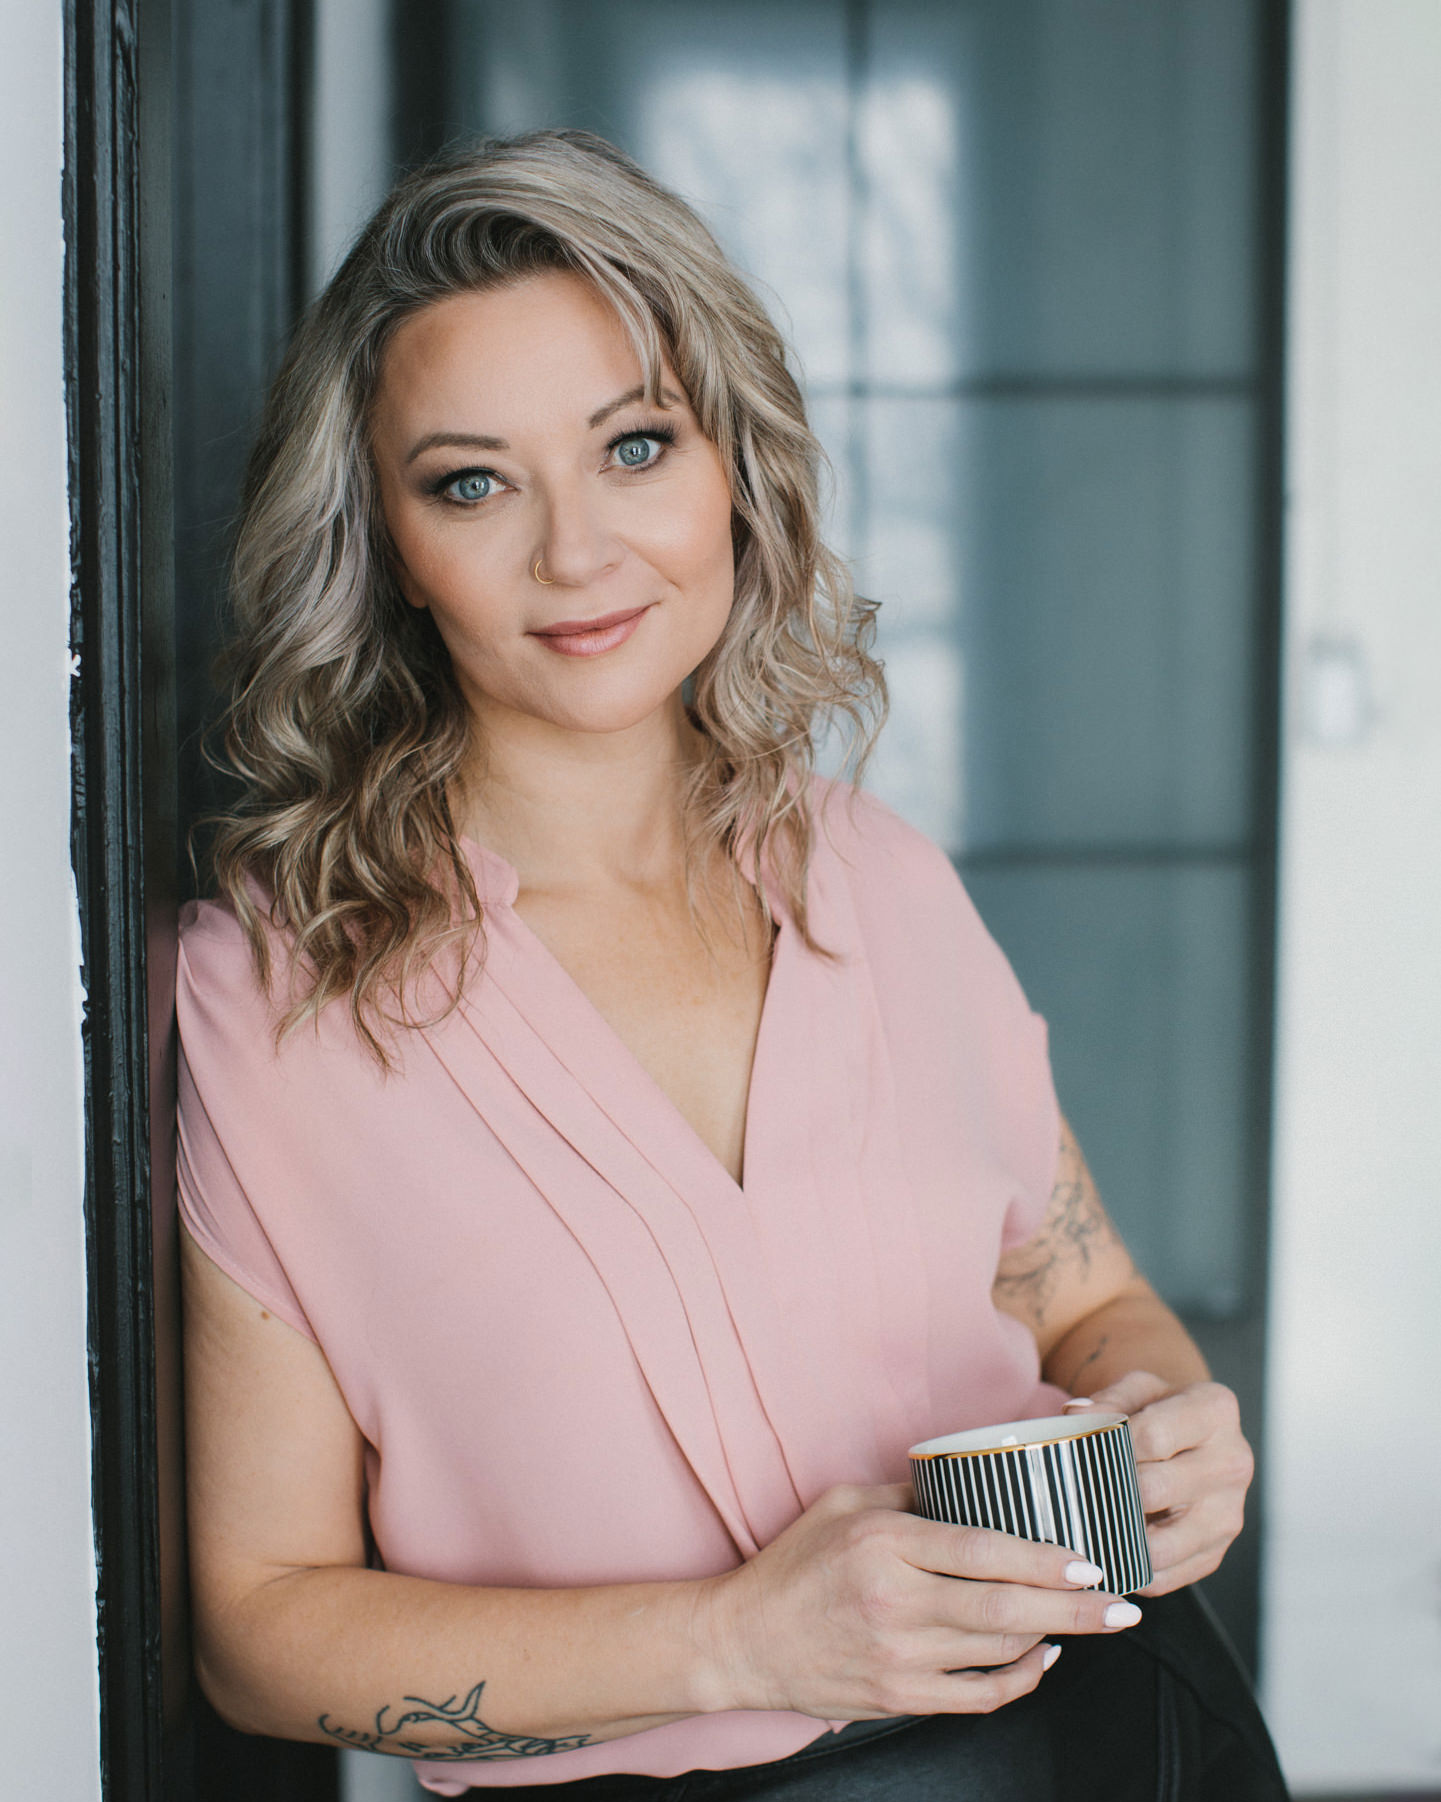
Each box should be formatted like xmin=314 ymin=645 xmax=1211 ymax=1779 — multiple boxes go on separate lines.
xmin=1062 ymin=1397 xmax=1095 ymax=1410
xmin=1104 ymin=1601 xmax=1143 ymax=1628
xmin=1042 ymin=1643 xmax=1063 ymax=1671
xmin=1064 ymin=1560 xmax=1105 ymax=1587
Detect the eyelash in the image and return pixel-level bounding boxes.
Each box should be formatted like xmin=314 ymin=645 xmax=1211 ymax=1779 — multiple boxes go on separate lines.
xmin=605 ymin=420 xmax=677 ymax=462
xmin=427 ymin=422 xmax=678 ymax=506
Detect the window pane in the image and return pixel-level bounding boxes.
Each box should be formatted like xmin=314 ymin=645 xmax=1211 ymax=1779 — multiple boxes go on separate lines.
xmin=451 ymin=0 xmax=853 ymax=385
xmin=855 ymin=395 xmax=1257 ymax=853
xmin=965 ymin=861 xmax=1253 ymax=1314
xmin=862 ymin=0 xmax=1261 ymax=381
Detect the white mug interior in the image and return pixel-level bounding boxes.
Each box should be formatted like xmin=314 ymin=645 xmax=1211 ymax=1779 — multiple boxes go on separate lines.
xmin=909 ymin=1412 xmax=1127 ymax=1460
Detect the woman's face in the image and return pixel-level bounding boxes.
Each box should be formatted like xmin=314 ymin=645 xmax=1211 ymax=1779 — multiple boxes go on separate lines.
xmin=370 ymin=272 xmax=736 ymax=742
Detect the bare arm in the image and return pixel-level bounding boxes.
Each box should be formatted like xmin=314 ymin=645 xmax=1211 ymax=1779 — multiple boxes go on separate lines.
xmin=992 ymin=1119 xmax=1253 ymax=1595
xmin=182 ymin=1220 xmax=1140 ymax=1758
xmin=991 ymin=1118 xmax=1209 ymax=1396
xmin=181 ymin=1227 xmax=723 ymax=1758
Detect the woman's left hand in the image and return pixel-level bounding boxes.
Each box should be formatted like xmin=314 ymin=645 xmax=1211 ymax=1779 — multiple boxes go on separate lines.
xmin=1063 ymin=1371 xmax=1255 ymax=1596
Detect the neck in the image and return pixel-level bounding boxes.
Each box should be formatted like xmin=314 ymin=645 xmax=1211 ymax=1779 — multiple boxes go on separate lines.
xmin=454 ymin=692 xmax=710 ymax=897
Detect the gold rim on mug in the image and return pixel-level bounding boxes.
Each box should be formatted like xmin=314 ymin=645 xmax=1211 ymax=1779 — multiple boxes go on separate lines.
xmin=909 ymin=1413 xmax=1127 ymax=1460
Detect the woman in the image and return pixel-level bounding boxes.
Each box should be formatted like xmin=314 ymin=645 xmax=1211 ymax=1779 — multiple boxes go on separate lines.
xmin=178 ymin=130 xmax=1287 ymax=1798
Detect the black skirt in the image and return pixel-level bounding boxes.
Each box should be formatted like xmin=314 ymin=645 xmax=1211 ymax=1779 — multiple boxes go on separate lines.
xmin=456 ymin=1586 xmax=1290 ymax=1801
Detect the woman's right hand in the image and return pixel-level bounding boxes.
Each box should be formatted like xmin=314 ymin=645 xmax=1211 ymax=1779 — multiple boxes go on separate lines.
xmin=698 ymin=1482 xmax=1142 ymax=1722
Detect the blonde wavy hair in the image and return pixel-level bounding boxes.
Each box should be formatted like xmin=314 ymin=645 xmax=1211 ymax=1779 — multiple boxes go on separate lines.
xmin=211 ymin=129 xmax=886 ymax=1059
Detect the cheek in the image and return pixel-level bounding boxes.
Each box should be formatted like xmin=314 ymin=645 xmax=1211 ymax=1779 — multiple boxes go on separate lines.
xmin=662 ymin=473 xmax=736 ymax=592
xmin=387 ymin=517 xmax=493 ymax=625
xmin=377 ymin=486 xmax=439 ymax=610
xmin=397 ymin=531 xmax=457 ymax=605
xmin=378 ymin=470 xmax=493 ymax=619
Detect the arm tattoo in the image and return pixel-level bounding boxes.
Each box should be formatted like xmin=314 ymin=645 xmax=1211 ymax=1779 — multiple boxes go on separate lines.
xmin=1065 ymin=1333 xmax=1110 ymax=1389
xmin=318 ymin=1681 xmax=594 ymax=1761
xmin=992 ymin=1130 xmax=1131 ymax=1329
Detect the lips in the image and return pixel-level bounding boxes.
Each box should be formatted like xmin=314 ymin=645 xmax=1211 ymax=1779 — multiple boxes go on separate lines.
xmin=531 ymin=605 xmax=650 ymax=638
xmin=529 ymin=603 xmax=653 ymax=657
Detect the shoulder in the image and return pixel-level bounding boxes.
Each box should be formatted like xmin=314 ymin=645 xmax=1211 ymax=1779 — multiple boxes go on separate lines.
xmin=176 ymin=893 xmax=301 ymax=1063
xmin=178 ymin=892 xmax=412 ymax=1085
xmin=804 ymin=779 xmax=1058 ymax=1204
xmin=179 ymin=893 xmax=254 ymax=959
xmin=805 ymin=774 xmax=1024 ymax=998
xmin=178 ymin=895 xmax=273 ymax=1006
xmin=807 ymin=774 xmax=966 ymax=901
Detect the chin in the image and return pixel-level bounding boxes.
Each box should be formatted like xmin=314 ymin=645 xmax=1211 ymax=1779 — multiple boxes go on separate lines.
xmin=527 ymin=637 xmax=723 ymax=736
xmin=547 ymin=691 xmax=687 ymax=737
xmin=502 ymin=664 xmax=688 ymax=738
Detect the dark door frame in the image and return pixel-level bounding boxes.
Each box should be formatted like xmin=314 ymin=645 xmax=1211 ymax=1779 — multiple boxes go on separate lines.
xmin=66 ymin=3 xmax=173 ymax=1797
xmin=66 ymin=3 xmax=335 ymax=1798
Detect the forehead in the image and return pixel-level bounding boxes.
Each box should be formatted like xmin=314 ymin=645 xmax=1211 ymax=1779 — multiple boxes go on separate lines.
xmin=373 ymin=273 xmax=665 ymax=436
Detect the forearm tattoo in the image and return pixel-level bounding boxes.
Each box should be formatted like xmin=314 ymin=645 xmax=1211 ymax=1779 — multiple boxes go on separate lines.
xmin=1064 ymin=1332 xmax=1110 ymax=1390
xmin=318 ymin=1681 xmax=594 ymax=1761
xmin=992 ymin=1130 xmax=1131 ymax=1330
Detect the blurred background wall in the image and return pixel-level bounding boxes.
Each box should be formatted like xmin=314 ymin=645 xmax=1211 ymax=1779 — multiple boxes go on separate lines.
xmin=1263 ymin=1 xmax=1441 ymax=1790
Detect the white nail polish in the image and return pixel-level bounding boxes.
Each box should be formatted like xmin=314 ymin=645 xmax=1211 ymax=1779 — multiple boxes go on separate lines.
xmin=1042 ymin=1643 xmax=1062 ymax=1670
xmin=1063 ymin=1397 xmax=1095 ymax=1409
xmin=1064 ymin=1560 xmax=1105 ymax=1587
xmin=1104 ymin=1601 xmax=1143 ymax=1628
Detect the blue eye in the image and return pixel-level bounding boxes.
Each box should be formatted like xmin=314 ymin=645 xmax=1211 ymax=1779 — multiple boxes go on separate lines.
xmin=612 ymin=434 xmax=665 ymax=469
xmin=444 ymin=470 xmax=495 ymax=503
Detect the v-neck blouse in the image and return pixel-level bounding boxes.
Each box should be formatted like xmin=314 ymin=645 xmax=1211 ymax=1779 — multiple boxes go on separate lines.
xmin=175 ymin=779 xmax=1065 ymax=1791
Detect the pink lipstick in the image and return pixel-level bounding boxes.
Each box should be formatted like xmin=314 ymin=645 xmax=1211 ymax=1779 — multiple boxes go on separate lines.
xmin=529 ymin=604 xmax=652 ymax=657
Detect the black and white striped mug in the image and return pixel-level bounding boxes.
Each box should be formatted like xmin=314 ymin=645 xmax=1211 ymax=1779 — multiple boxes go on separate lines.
xmin=908 ymin=1414 xmax=1153 ymax=1596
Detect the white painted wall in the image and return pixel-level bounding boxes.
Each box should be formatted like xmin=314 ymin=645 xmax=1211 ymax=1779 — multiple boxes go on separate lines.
xmin=0 ymin=10 xmax=102 ymax=1802
xmin=1263 ymin=1 xmax=1441 ymax=1791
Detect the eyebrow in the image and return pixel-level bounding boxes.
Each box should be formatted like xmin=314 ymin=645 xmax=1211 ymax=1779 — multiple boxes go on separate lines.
xmin=586 ymin=385 xmax=684 ymax=429
xmin=405 ymin=430 xmax=507 ymax=465
xmin=403 ymin=387 xmax=684 ymax=466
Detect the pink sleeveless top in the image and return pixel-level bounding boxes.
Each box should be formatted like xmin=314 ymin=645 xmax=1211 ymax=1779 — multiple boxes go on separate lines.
xmin=176 ymin=780 xmax=1063 ymax=1790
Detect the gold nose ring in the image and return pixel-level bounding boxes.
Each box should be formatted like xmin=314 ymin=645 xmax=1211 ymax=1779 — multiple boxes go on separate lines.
xmin=533 ymin=558 xmax=555 ymax=585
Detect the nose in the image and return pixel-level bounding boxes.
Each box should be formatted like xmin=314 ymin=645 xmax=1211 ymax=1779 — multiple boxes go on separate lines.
xmin=533 ymin=478 xmax=623 ymax=589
